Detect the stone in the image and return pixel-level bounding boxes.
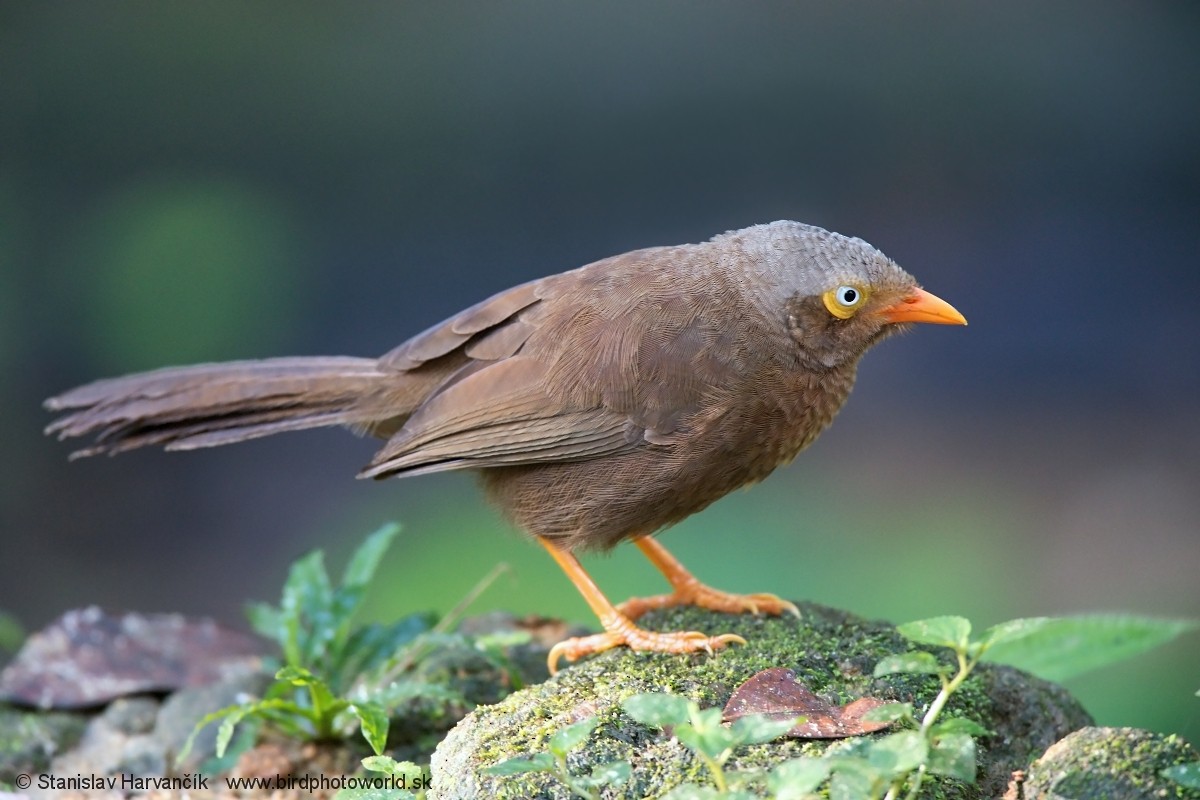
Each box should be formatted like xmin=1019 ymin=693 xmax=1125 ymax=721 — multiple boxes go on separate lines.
xmin=431 ymin=602 xmax=1093 ymax=799
xmin=101 ymin=697 xmax=159 ymax=736
xmin=0 ymin=705 xmax=87 ymax=785
xmin=1016 ymin=726 xmax=1200 ymax=800
xmin=154 ymin=664 xmax=272 ymax=772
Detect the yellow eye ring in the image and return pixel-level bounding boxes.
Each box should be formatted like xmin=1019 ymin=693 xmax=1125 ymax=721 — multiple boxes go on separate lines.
xmin=822 ymin=284 xmax=869 ymax=319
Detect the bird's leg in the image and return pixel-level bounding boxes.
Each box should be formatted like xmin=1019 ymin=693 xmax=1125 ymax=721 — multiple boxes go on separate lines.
xmin=539 ymin=536 xmax=744 ymax=674
xmin=615 ymin=536 xmax=800 ymax=620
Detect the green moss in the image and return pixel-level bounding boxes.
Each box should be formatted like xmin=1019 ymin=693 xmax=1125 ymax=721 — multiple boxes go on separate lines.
xmin=431 ymin=602 xmax=1092 ymax=799
xmin=0 ymin=705 xmax=88 ymax=784
xmin=1024 ymin=727 xmax=1200 ymax=800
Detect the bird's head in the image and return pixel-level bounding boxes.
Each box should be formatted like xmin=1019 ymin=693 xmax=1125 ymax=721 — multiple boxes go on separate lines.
xmin=729 ymin=221 xmax=967 ymax=370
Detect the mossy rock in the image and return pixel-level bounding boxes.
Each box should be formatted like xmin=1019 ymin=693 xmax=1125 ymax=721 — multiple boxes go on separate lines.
xmin=431 ymin=602 xmax=1092 ymax=799
xmin=0 ymin=704 xmax=88 ymax=784
xmin=1019 ymin=727 xmax=1200 ymax=800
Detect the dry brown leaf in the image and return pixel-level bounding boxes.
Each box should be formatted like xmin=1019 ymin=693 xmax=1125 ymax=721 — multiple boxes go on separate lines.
xmin=722 ymin=666 xmax=893 ymax=739
xmin=0 ymin=606 xmax=266 ymax=709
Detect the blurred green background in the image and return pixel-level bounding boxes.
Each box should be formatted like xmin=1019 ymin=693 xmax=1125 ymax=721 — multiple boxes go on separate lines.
xmin=2 ymin=3 xmax=1197 ymax=738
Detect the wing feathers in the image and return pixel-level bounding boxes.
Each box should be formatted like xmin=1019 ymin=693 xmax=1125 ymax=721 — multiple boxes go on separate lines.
xmin=360 ymin=356 xmax=636 ymax=479
xmin=379 ymin=280 xmax=543 ymax=371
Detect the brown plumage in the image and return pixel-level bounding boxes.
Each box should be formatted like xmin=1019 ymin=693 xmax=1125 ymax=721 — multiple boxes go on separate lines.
xmin=46 ymin=221 xmax=966 ymax=670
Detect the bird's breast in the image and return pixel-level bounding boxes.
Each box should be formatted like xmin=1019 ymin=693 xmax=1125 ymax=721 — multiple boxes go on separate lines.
xmin=692 ymin=360 xmax=859 ymax=483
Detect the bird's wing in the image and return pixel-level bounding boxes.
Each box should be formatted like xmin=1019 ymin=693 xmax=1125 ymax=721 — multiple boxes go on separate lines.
xmin=362 ymin=244 xmax=764 ymax=479
xmin=360 ymin=355 xmax=636 ymax=478
xmin=378 ymin=278 xmax=547 ymax=371
xmin=362 ymin=269 xmax=639 ymax=478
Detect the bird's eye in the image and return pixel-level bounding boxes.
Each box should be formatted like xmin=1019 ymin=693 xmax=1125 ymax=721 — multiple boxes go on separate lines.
xmin=822 ymin=284 xmax=869 ymax=319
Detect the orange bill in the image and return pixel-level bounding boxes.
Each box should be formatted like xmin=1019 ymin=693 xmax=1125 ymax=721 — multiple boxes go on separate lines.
xmin=879 ymin=287 xmax=967 ymax=326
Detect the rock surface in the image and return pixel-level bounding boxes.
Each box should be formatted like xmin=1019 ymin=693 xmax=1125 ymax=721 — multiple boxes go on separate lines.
xmin=431 ymin=603 xmax=1093 ymax=799
xmin=0 ymin=609 xmax=575 ymax=797
xmin=1015 ymin=726 xmax=1200 ymax=800
xmin=0 ymin=706 xmax=87 ymax=786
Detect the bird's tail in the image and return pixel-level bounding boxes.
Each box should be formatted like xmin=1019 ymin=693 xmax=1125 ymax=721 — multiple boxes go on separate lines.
xmin=45 ymin=356 xmax=392 ymax=458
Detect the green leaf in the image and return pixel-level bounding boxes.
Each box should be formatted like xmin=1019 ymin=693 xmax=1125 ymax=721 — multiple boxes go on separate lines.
xmin=865 ymin=730 xmax=927 ymax=776
xmin=975 ymin=617 xmax=1055 ymax=650
xmin=327 ymin=526 xmax=402 ymax=663
xmin=345 ymin=757 xmax=425 ymax=799
xmin=981 ymin=615 xmax=1199 ymax=681
xmin=622 ymin=692 xmax=694 ymax=727
xmin=897 ymin=617 xmax=971 ymax=651
xmin=335 ymin=613 xmax=435 ymax=679
xmin=276 ymin=664 xmax=317 ymax=683
xmin=674 ymin=714 xmax=737 ymax=761
xmin=197 ymin=719 xmax=259 ymax=776
xmin=361 ymin=756 xmax=421 ymax=777
xmin=214 ymin=713 xmax=243 ymax=759
xmin=275 ymin=665 xmax=341 ymax=726
xmin=928 ymin=732 xmax=976 ymax=783
xmin=930 ymin=717 xmax=991 ymax=737
xmin=691 ymin=706 xmax=725 ymax=731
xmin=548 ymin=717 xmax=600 ymax=756
xmin=1163 ymin=762 xmax=1200 ymax=789
xmin=729 ymin=713 xmax=799 ymax=745
xmin=212 ymin=698 xmax=301 ymax=756
xmin=179 ymin=700 xmax=265 ymax=762
xmin=245 ymin=601 xmax=285 ymax=643
xmin=351 ymin=701 xmax=390 ymax=755
xmin=861 ymin=702 xmax=913 ymax=724
xmin=874 ymin=651 xmax=946 ymax=677
xmin=484 ymin=752 xmax=556 ymax=775
xmin=586 ymin=760 xmax=632 ymax=787
xmin=768 ymin=757 xmax=832 ymax=797
xmin=279 ymin=549 xmax=335 ymax=665
xmin=828 ymin=759 xmax=883 ymax=800
xmin=333 ymin=787 xmax=416 ymax=800
xmin=675 ymin=724 xmax=733 ymax=761
xmin=661 ymin=784 xmax=721 ymax=800
xmin=341 ymin=523 xmax=400 ymax=589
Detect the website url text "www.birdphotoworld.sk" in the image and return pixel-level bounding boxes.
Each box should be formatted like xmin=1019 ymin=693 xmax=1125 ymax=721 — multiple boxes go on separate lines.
xmin=18 ymin=772 xmax=431 ymax=793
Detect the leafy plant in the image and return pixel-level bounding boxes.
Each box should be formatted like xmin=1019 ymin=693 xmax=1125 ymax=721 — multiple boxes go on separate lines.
xmin=485 ymin=716 xmax=631 ymax=800
xmin=975 ymin=614 xmax=1199 ymax=682
xmin=333 ymin=754 xmax=429 ymax=800
xmin=246 ymin=523 xmax=435 ymax=691
xmin=181 ymin=523 xmax=435 ymax=761
xmin=622 ymin=693 xmax=798 ymax=798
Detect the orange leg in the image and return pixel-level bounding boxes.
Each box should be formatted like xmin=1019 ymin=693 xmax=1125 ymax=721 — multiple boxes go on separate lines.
xmin=539 ymin=537 xmax=745 ymax=674
xmin=615 ymin=536 xmax=800 ymax=620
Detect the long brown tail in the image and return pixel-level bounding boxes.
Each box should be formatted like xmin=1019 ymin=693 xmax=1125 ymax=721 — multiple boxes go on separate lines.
xmin=45 ymin=356 xmax=390 ymax=459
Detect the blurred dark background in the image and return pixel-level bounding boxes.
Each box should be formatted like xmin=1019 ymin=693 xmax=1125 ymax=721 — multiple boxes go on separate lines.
xmin=2 ymin=3 xmax=1197 ymax=736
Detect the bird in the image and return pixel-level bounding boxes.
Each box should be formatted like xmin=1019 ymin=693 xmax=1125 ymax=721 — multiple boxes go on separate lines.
xmin=44 ymin=220 xmax=966 ymax=672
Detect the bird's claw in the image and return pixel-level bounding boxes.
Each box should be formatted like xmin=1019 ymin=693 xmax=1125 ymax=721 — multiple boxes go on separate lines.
xmin=616 ymin=587 xmax=800 ymax=621
xmin=547 ymin=624 xmax=745 ymax=675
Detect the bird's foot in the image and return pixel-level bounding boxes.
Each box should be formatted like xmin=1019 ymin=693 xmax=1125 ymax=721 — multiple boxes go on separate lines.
xmin=547 ymin=615 xmax=744 ymax=674
xmin=616 ymin=583 xmax=800 ymax=621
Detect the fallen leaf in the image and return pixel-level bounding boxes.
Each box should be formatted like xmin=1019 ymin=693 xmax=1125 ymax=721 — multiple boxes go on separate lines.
xmin=0 ymin=606 xmax=267 ymax=709
xmin=723 ymin=667 xmax=893 ymax=739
